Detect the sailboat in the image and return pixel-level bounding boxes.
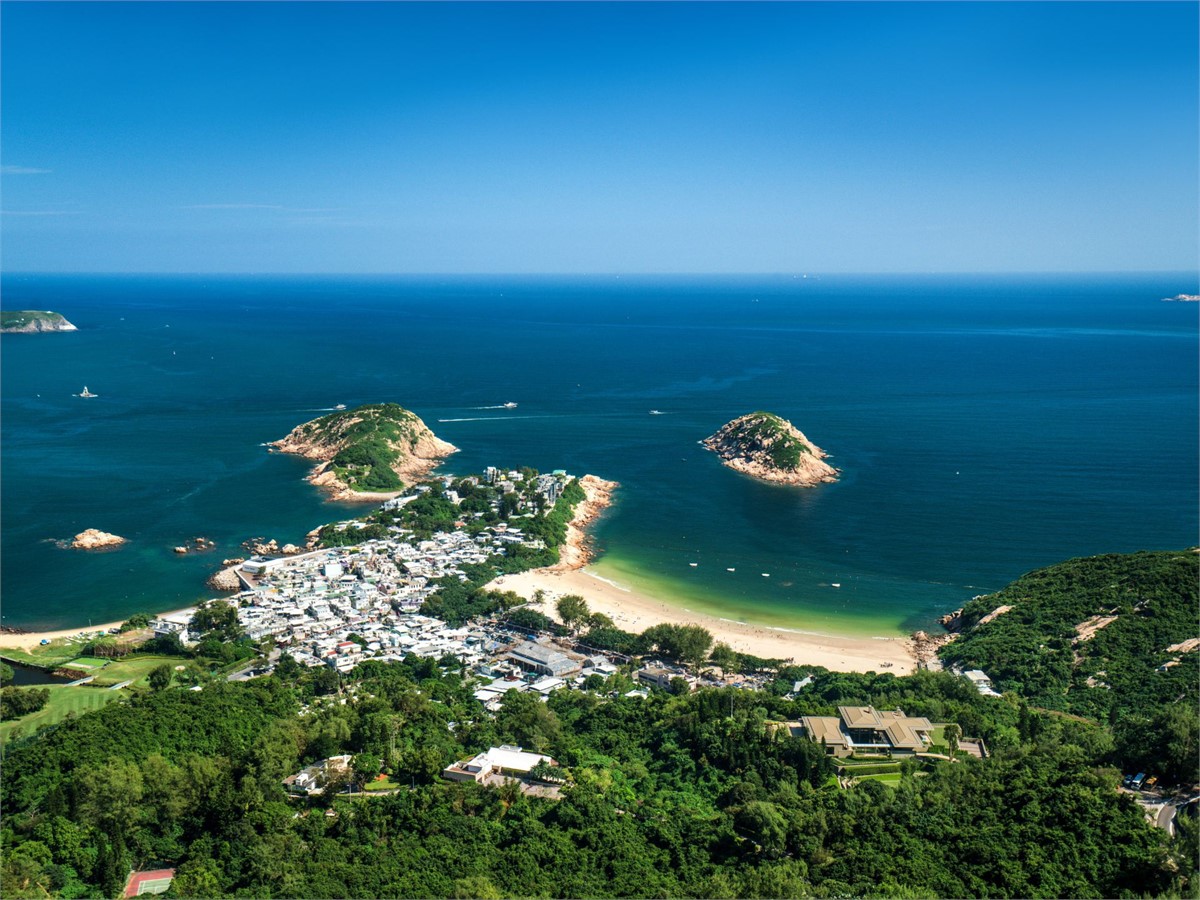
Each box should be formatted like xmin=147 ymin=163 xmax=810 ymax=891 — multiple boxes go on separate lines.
xmin=76 ymin=386 xmax=97 ymax=398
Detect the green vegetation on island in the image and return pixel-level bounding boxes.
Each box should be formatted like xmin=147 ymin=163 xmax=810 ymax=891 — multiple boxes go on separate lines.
xmin=702 ymin=411 xmax=839 ymax=485
xmin=271 ymin=403 xmax=458 ymax=495
xmin=0 ymin=310 xmax=77 ymax=333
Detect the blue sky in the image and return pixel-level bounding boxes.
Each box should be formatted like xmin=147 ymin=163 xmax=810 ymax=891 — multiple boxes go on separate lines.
xmin=1 ymin=2 xmax=1196 ymax=274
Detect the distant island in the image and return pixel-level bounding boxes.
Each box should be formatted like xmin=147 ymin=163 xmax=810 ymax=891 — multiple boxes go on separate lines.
xmin=270 ymin=402 xmax=457 ymax=500
xmin=702 ymin=411 xmax=839 ymax=486
xmin=1 ymin=310 xmax=77 ymax=333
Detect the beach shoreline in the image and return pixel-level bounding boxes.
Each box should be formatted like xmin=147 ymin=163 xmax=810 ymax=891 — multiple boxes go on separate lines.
xmin=487 ymin=567 xmax=917 ymax=674
xmin=486 ymin=475 xmax=919 ymax=674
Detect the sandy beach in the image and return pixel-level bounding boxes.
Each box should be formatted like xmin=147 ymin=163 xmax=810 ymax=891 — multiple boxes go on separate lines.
xmin=488 ymin=568 xmax=916 ymax=674
xmin=486 ymin=475 xmax=917 ymax=674
xmin=0 ymin=606 xmax=198 ymax=655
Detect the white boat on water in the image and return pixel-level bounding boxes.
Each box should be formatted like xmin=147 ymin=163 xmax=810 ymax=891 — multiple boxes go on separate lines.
xmin=831 ymin=583 xmax=841 ymax=588
xmin=334 ymin=403 xmax=347 ymax=410
xmin=649 ymin=409 xmax=663 ymax=415
xmin=726 ymin=567 xmax=735 ymax=572
xmin=76 ymin=386 xmax=97 ymax=398
xmin=689 ymin=562 xmax=698 ymax=567
xmin=503 ymin=402 xmax=518 ymax=409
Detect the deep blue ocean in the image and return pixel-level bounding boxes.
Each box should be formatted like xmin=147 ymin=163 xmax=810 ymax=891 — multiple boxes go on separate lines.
xmin=2 ymin=273 xmax=1196 ymax=635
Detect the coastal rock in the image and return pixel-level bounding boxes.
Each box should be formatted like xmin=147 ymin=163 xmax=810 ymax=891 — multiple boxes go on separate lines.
xmin=939 ymin=608 xmax=965 ymax=633
xmin=221 ymin=557 xmax=245 ymax=567
xmin=702 ymin=411 xmax=839 ymax=487
xmin=173 ymin=546 xmax=189 ymax=554
xmin=551 ymin=474 xmax=618 ymax=572
xmin=207 ymin=567 xmax=243 ymax=592
xmin=280 ymin=543 xmax=301 ymax=555
xmin=270 ymin=403 xmax=457 ymax=500
xmin=909 ymin=630 xmax=955 ymax=671
xmin=243 ymin=537 xmax=280 ymax=557
xmin=71 ymin=529 xmax=127 ymax=550
xmin=1 ymin=310 xmax=78 ymax=333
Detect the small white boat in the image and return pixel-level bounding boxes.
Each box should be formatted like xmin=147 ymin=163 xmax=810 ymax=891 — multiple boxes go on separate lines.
xmin=762 ymin=573 xmax=770 ymax=577
xmin=649 ymin=409 xmax=663 ymax=415
xmin=503 ymin=402 xmax=518 ymax=409
xmin=688 ymin=562 xmax=698 ymax=567
xmin=334 ymin=403 xmax=347 ymax=410
xmin=76 ymin=386 xmax=97 ymax=398
xmin=726 ymin=567 xmax=735 ymax=572
xmin=831 ymin=583 xmax=841 ymax=588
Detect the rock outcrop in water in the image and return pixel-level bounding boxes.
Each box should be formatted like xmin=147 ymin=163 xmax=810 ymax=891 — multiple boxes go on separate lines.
xmin=270 ymin=403 xmax=457 ymax=500
xmin=71 ymin=529 xmax=126 ymax=550
xmin=702 ymin=411 xmax=839 ymax=487
xmin=1 ymin=310 xmax=78 ymax=333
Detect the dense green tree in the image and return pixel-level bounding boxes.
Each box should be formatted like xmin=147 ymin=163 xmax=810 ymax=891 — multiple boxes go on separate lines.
xmin=1 ymin=686 xmax=49 ymax=720
xmin=148 ymin=664 xmax=173 ymax=692
xmin=556 ymin=594 xmax=590 ymax=631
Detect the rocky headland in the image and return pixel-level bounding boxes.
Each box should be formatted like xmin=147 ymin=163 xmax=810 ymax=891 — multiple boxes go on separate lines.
xmin=269 ymin=403 xmax=457 ymax=501
xmin=1 ymin=310 xmax=78 ymax=333
xmin=553 ymin=474 xmax=619 ymax=571
xmin=702 ymin=411 xmax=839 ymax=486
xmin=70 ymin=529 xmax=126 ymax=550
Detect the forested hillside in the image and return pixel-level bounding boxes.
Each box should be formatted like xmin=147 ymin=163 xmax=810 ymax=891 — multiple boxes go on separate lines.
xmin=2 ymin=657 xmax=1194 ymax=899
xmin=939 ymin=550 xmax=1199 ymax=782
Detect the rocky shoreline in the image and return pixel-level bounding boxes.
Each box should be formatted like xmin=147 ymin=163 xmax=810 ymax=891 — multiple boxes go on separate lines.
xmin=553 ymin=475 xmax=618 ymax=571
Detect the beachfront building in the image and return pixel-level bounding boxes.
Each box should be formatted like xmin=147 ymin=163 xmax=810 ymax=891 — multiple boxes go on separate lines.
xmin=442 ymin=745 xmax=557 ymax=784
xmin=507 ymin=641 xmax=581 ymax=677
xmin=792 ymin=705 xmax=935 ymax=757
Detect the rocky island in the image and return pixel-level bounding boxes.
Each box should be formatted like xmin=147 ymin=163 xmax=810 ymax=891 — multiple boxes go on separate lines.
xmin=70 ymin=529 xmax=126 ymax=550
xmin=270 ymin=403 xmax=457 ymax=501
xmin=702 ymin=411 xmax=839 ymax=486
xmin=1 ymin=310 xmax=78 ymax=333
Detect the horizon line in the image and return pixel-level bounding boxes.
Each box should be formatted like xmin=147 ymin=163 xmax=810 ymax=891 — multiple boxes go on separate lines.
xmin=2 ymin=269 xmax=1197 ymax=278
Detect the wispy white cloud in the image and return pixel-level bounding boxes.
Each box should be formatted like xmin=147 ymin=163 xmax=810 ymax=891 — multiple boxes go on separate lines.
xmin=1 ymin=165 xmax=52 ymax=175
xmin=184 ymin=203 xmax=286 ymax=210
xmin=0 ymin=209 xmax=80 ymax=216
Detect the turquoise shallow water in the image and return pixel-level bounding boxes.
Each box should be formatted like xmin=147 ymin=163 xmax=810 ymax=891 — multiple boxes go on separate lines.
xmin=1 ymin=273 xmax=1196 ymax=634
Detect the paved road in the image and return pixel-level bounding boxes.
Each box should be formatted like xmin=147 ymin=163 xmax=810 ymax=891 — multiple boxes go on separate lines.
xmin=1156 ymin=800 xmax=1179 ymax=836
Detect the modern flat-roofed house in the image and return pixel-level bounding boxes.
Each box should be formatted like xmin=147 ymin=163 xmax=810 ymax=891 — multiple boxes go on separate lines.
xmin=283 ymin=754 xmax=353 ymax=795
xmin=794 ymin=705 xmax=934 ymax=757
xmin=507 ymin=641 xmax=581 ymax=677
xmin=442 ymin=745 xmax=556 ymax=784
xmin=962 ymin=669 xmax=1001 ymax=697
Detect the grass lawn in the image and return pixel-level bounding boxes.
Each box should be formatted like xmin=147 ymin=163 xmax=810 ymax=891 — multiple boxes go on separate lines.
xmin=855 ymin=772 xmax=904 ymax=787
xmin=364 ymin=775 xmax=402 ymax=792
xmin=838 ymin=756 xmax=898 ymax=767
xmin=60 ymin=656 xmax=113 ymax=671
xmin=0 ymin=685 xmax=126 ymax=743
xmin=90 ymin=655 xmax=181 ymax=687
